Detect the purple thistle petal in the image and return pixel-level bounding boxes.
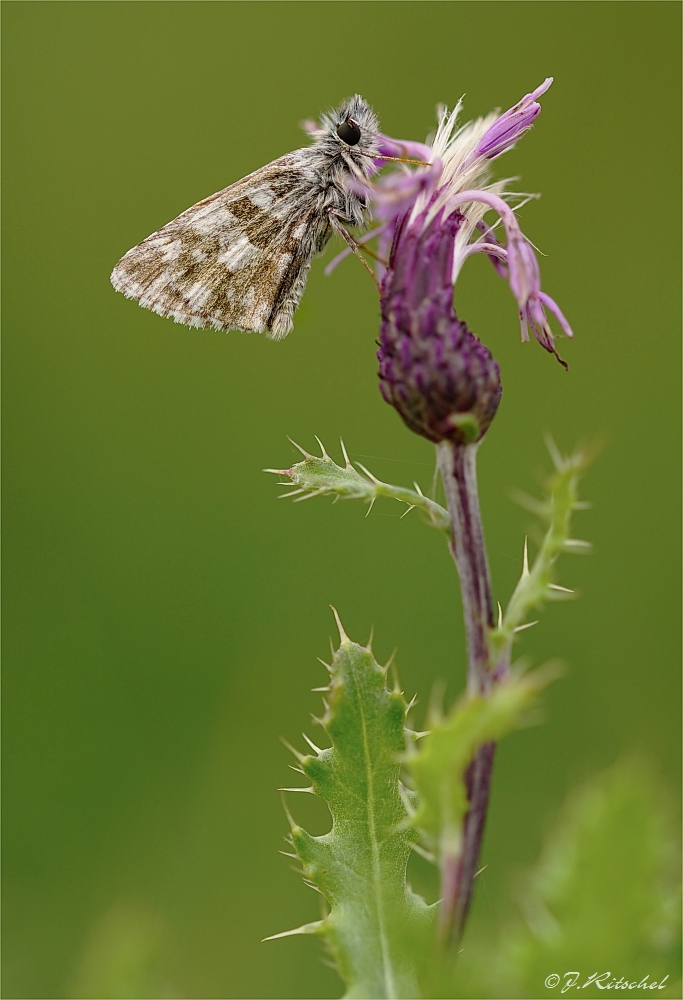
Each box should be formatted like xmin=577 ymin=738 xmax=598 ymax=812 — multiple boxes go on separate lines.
xmin=525 ymin=302 xmax=569 ymax=369
xmin=377 ymin=132 xmax=433 ymax=164
xmin=538 ymin=291 xmax=574 ymax=339
xmin=440 ymin=188 xmax=569 ymax=364
xmin=476 ymin=78 xmax=553 ymax=159
xmin=465 ymin=241 xmax=509 ymax=278
xmin=300 ymin=118 xmax=320 ymax=136
xmin=519 ymin=307 xmax=530 ymax=343
xmin=473 ymin=220 xmax=509 ymax=278
xmin=369 ymin=160 xmax=443 ymax=227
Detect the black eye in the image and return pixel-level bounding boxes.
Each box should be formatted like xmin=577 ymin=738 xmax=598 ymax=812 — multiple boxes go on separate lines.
xmin=336 ymin=119 xmax=361 ymax=146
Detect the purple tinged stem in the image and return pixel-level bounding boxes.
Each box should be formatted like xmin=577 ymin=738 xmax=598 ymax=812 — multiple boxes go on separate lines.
xmin=452 ymin=742 xmax=496 ymax=936
xmin=437 ymin=442 xmax=493 ymax=689
xmin=436 ymin=440 xmax=502 ymax=945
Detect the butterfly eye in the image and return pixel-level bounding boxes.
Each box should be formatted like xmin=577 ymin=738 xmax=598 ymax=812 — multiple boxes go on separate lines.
xmin=336 ymin=119 xmax=361 ymax=146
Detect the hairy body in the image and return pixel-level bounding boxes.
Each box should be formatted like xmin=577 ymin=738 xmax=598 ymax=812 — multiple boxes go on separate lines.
xmin=110 ymin=96 xmax=379 ymax=340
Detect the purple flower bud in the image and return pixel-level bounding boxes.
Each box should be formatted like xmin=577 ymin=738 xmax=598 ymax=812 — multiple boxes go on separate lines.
xmin=378 ymin=210 xmax=502 ymax=446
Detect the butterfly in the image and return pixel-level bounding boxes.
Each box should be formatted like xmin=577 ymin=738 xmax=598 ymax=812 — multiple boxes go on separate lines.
xmin=110 ymin=96 xmax=383 ymax=340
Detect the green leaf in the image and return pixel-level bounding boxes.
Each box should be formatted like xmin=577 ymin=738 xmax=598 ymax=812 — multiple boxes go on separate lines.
xmin=505 ymin=760 xmax=681 ymax=995
xmin=265 ymin=438 xmax=451 ymax=535
xmin=272 ymin=618 xmax=435 ymax=999
xmin=455 ymin=761 xmax=681 ymax=999
xmin=490 ymin=440 xmax=594 ymax=657
xmin=408 ymin=666 xmax=559 ymax=862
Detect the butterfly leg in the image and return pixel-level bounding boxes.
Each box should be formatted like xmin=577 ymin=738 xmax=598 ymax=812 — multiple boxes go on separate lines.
xmin=327 ymin=213 xmax=382 ymax=294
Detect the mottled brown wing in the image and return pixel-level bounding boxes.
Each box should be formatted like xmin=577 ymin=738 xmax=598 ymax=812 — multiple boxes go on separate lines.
xmin=110 ymin=152 xmax=323 ymax=339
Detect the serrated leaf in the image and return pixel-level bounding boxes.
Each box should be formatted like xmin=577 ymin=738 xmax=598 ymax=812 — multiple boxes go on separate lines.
xmin=490 ymin=444 xmax=594 ymax=655
xmin=408 ymin=667 xmax=559 ymax=861
xmin=276 ymin=633 xmax=435 ymax=999
xmin=266 ymin=439 xmax=451 ymax=534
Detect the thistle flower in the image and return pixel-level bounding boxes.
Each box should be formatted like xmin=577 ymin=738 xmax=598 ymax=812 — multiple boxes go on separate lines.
xmin=378 ymin=208 xmax=502 ymax=446
xmin=371 ymin=78 xmax=572 ymax=447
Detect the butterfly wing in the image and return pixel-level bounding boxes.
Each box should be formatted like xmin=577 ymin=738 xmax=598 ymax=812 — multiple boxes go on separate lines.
xmin=110 ymin=152 xmax=326 ymax=339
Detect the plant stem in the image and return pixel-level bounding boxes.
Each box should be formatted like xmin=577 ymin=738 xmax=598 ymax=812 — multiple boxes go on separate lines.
xmin=436 ymin=442 xmax=493 ymax=693
xmin=435 ymin=440 xmax=500 ymax=944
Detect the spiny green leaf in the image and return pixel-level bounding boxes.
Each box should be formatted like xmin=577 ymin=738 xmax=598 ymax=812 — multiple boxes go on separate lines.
xmin=490 ymin=441 xmax=594 ymax=655
xmin=265 ymin=438 xmax=450 ymax=534
xmin=273 ymin=624 xmax=435 ymax=999
xmin=407 ymin=667 xmax=560 ymax=861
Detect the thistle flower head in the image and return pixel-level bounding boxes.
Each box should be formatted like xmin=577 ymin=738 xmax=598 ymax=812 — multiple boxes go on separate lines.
xmin=378 ymin=79 xmax=571 ymax=358
xmin=364 ymin=80 xmax=573 ymax=443
xmin=378 ymin=209 xmax=502 ymax=446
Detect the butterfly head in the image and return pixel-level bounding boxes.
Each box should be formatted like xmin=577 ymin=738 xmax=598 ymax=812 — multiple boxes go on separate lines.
xmin=316 ymin=95 xmax=380 ymax=172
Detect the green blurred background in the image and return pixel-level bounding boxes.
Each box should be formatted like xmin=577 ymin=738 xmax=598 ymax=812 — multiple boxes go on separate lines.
xmin=3 ymin=2 xmax=680 ymax=998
